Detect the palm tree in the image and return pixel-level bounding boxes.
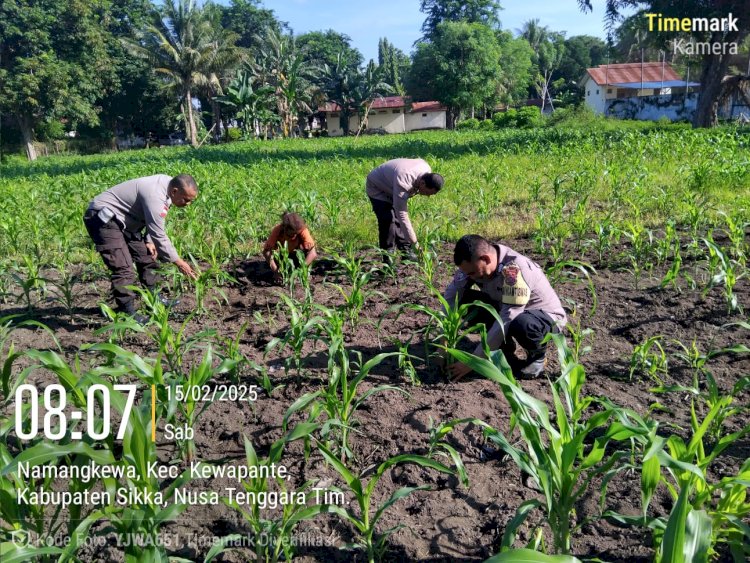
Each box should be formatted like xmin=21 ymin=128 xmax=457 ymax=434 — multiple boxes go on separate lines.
xmin=320 ymin=52 xmax=361 ymax=135
xmin=354 ymin=60 xmax=393 ymax=136
xmin=217 ymin=68 xmax=276 ymax=138
xmin=126 ymin=0 xmax=239 ymax=146
xmin=253 ymin=28 xmax=318 ymax=137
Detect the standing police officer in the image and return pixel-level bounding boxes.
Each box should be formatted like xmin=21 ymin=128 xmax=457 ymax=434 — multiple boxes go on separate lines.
xmin=83 ymin=174 xmax=198 ymax=320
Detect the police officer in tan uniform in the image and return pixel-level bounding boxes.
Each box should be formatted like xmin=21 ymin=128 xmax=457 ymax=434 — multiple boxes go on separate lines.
xmin=83 ymin=174 xmax=198 ymax=321
xmin=443 ymin=234 xmax=567 ymax=380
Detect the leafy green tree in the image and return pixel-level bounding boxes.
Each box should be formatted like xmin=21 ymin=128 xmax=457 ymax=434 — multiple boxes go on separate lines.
xmin=254 ymin=28 xmax=317 ymax=137
xmin=217 ymin=68 xmax=276 ymax=137
xmin=576 ymin=0 xmax=750 ymax=127
xmin=297 ymin=30 xmax=363 ymax=78
xmin=0 ymin=0 xmax=114 ymax=160
xmin=320 ymin=53 xmax=361 ymax=134
xmin=419 ymin=0 xmax=502 ymax=40
xmin=354 ymin=60 xmax=393 ymax=134
xmin=126 ymin=0 xmax=240 ymax=147
xmin=377 ymin=38 xmax=408 ymax=95
xmin=520 ymin=19 xmax=566 ymax=111
xmin=410 ymin=21 xmax=502 ymax=126
xmin=220 ymin=0 xmax=285 ymax=50
xmin=555 ymin=35 xmax=608 ymax=105
xmin=495 ymin=30 xmax=535 ymax=106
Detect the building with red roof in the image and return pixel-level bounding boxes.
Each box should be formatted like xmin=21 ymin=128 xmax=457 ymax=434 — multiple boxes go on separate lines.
xmin=319 ymin=96 xmax=446 ymax=136
xmin=582 ymin=62 xmax=700 ymax=120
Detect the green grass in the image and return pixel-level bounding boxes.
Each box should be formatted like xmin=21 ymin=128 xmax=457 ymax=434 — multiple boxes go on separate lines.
xmin=1 ymin=125 xmax=749 ymax=270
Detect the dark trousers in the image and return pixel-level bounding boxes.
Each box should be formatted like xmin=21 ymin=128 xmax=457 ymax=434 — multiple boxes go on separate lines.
xmin=83 ymin=210 xmax=159 ymax=311
xmin=369 ymin=197 xmax=411 ymax=251
xmin=461 ymin=289 xmax=557 ymax=364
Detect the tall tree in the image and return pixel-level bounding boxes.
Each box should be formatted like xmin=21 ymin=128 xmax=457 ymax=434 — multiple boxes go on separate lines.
xmin=320 ymin=52 xmax=360 ymax=135
xmin=520 ymin=20 xmax=566 ymax=111
xmin=297 ymin=30 xmax=362 ymax=75
xmin=377 ymin=38 xmax=407 ymax=95
xmin=217 ymin=68 xmax=276 ymax=137
xmin=410 ymin=21 xmax=503 ymax=126
xmin=419 ymin=0 xmax=503 ymax=40
xmin=220 ymin=0 xmax=284 ymax=50
xmin=495 ymin=30 xmax=535 ymax=105
xmin=254 ymin=28 xmax=317 ymax=137
xmin=0 ymin=0 xmax=114 ymax=160
xmin=576 ymin=0 xmax=750 ymax=127
xmin=354 ymin=60 xmax=393 ymax=135
xmin=127 ymin=0 xmax=240 ymax=147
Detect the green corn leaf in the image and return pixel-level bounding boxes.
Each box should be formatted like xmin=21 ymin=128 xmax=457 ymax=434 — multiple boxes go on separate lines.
xmin=500 ymin=499 xmax=542 ymax=551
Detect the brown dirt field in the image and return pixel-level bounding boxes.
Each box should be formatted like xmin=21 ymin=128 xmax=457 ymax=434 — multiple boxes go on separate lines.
xmin=1 ymin=236 xmax=748 ymax=563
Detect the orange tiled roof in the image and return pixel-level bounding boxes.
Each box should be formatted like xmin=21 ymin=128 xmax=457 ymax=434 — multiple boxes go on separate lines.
xmin=586 ymin=63 xmax=683 ymax=86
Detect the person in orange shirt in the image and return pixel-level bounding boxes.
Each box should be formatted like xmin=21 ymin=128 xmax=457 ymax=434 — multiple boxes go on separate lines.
xmin=263 ymin=212 xmax=318 ymax=283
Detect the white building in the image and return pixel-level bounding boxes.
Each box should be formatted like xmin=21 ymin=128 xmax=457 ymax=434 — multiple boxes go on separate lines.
xmin=321 ymin=96 xmax=446 ymax=136
xmin=582 ymin=62 xmax=700 ymax=121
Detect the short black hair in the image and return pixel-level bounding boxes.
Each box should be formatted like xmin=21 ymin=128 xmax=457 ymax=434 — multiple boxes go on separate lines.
xmin=423 ymin=172 xmax=444 ymax=192
xmin=169 ymin=174 xmax=198 ymax=194
xmin=453 ymin=234 xmax=492 ymax=265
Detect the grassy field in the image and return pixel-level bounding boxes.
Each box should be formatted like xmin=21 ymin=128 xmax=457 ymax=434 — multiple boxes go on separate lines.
xmin=1 ymin=124 xmax=749 ymax=563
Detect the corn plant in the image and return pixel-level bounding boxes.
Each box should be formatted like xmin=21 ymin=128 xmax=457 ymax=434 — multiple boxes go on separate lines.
xmin=702 ymin=239 xmax=745 ymax=313
xmin=447 ymin=334 xmax=655 ymax=555
xmin=563 ymin=314 xmax=593 ymax=364
xmin=224 ymin=424 xmax=326 ymax=563
xmin=381 ymin=287 xmax=501 ymax=371
xmin=46 ymin=267 xmax=81 ymax=319
xmin=266 ymin=293 xmax=323 ymax=375
xmin=283 ymin=350 xmax=404 ymax=463
xmin=611 ymin=394 xmax=750 ymax=562
xmin=629 ymin=336 xmax=668 ymax=384
xmin=718 ymin=210 xmax=749 ymax=265
xmin=176 ymin=346 xmax=238 ymax=462
xmin=544 ymin=260 xmax=598 ymax=316
xmin=191 ymin=262 xmax=236 ymax=316
xmin=426 ymin=417 xmax=472 ymax=487
xmin=329 ymin=270 xmax=382 ymax=329
xmin=0 ymin=315 xmax=58 ymax=402
xmin=389 ymin=334 xmax=420 ymax=386
xmin=317 ymin=443 xmax=453 ymax=563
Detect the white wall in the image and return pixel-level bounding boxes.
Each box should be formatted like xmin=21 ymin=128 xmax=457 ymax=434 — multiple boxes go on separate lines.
xmin=325 ymin=113 xmax=360 ymax=136
xmin=582 ymin=76 xmax=607 ymax=114
xmin=365 ymin=110 xmax=405 ymax=133
xmin=405 ymin=111 xmax=446 ymax=131
xmin=606 ymin=93 xmax=698 ymax=121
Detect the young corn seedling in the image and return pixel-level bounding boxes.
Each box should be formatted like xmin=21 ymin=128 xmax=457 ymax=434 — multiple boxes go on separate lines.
xmin=544 ymin=260 xmax=598 ymax=316
xmin=266 ymin=293 xmax=323 ymax=375
xmin=191 ymin=261 xmax=235 ymax=316
xmin=176 ymin=346 xmax=238 ymax=462
xmin=284 ymin=350 xmax=404 ymax=463
xmin=224 ymin=424 xmax=326 ymax=563
xmin=389 ymin=334 xmax=421 ymax=386
xmin=629 ymin=336 xmax=668 ymax=384
xmin=612 ymin=393 xmax=750 ymax=562
xmin=381 ymin=286 xmax=501 ymax=373
xmin=426 ymin=417 xmax=473 ymax=488
xmin=447 ymin=334 xmax=655 ymax=555
xmin=564 ymin=314 xmax=593 ymax=364
xmin=317 ymin=442 xmax=453 ymax=563
xmin=329 ymin=270 xmax=382 ymax=330
xmin=702 ymin=239 xmax=745 ymax=313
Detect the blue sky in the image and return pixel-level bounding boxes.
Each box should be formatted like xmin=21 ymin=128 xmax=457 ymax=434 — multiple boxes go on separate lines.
xmin=254 ymin=1 xmax=630 ymax=62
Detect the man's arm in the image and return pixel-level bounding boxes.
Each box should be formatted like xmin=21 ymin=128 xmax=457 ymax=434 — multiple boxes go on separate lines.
xmin=141 ymin=194 xmax=196 ymax=279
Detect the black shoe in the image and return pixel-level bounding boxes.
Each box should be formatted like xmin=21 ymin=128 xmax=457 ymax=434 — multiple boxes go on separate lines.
xmin=117 ymin=305 xmax=149 ymax=325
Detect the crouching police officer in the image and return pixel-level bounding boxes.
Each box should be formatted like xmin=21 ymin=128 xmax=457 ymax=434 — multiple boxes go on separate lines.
xmin=443 ymin=234 xmax=567 ymax=381
xmin=83 ymin=174 xmax=198 ymax=321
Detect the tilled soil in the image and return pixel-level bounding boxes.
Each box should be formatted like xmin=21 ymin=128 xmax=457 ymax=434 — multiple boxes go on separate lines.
xmin=2 ymin=238 xmax=749 ymax=562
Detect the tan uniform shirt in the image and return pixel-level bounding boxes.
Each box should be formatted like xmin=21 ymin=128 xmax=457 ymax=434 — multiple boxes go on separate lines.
xmin=90 ymin=175 xmax=180 ymax=262
xmin=444 ymin=243 xmax=567 ymax=354
xmin=366 ymin=158 xmax=431 ymax=244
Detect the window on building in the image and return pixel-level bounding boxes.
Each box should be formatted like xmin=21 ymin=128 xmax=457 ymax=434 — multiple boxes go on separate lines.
xmin=596 ymin=89 xmax=599 ymax=95
xmin=587 ymin=90 xmax=590 ymax=96
xmin=422 ymin=113 xmax=427 ymax=117
xmin=331 ymin=112 xmax=339 ymax=117
xmin=607 ymin=89 xmax=612 ymax=94
xmin=392 ymin=109 xmax=400 ymax=114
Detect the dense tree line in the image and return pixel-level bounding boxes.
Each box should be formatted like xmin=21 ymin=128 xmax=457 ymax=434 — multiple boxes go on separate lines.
xmin=1 ymin=0 xmax=744 ymax=160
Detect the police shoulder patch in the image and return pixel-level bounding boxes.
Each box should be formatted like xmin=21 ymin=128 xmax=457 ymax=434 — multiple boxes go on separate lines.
xmin=502 ymin=261 xmax=530 ymax=305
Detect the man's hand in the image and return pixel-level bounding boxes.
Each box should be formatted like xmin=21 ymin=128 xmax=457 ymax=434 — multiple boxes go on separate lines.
xmin=145 ymin=242 xmax=157 ymax=259
xmin=175 ymin=258 xmax=198 ymax=280
xmin=447 ymin=361 xmax=472 ymax=381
